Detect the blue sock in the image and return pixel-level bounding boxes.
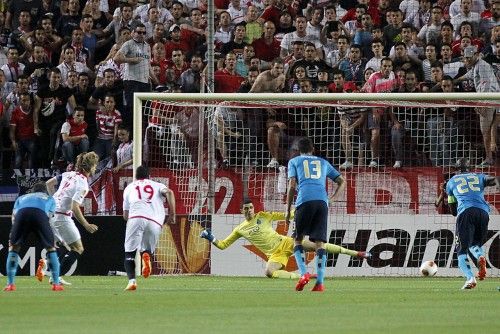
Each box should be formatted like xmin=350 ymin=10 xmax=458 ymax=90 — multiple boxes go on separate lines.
xmin=6 ymin=251 xmax=19 ymax=285
xmin=47 ymin=251 xmax=60 ymax=285
xmin=315 ymin=248 xmax=326 ymax=285
xmin=468 ymin=246 xmax=484 ymax=260
xmin=458 ymin=254 xmax=473 ymax=280
xmin=293 ymin=245 xmax=307 ymax=276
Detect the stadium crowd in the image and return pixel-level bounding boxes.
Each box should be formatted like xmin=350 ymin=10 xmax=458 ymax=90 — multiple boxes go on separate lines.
xmin=0 ymin=0 xmax=499 ymax=172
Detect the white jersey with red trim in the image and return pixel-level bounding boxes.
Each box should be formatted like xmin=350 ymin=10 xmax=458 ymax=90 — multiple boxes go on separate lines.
xmin=123 ymin=179 xmax=167 ymax=226
xmin=53 ymin=171 xmax=89 ymax=221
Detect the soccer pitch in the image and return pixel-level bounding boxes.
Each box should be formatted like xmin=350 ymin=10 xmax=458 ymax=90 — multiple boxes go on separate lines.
xmin=1 ymin=276 xmax=499 ymax=334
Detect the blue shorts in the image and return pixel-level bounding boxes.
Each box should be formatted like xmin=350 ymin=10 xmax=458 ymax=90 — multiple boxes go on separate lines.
xmin=294 ymin=200 xmax=328 ymax=243
xmin=10 ymin=208 xmax=55 ymax=249
xmin=455 ymin=207 xmax=489 ymax=255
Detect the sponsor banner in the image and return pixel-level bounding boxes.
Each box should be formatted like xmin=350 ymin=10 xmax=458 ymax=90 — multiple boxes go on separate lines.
xmin=0 ymin=215 xmax=208 ymax=276
xmin=211 ymin=214 xmax=500 ymax=277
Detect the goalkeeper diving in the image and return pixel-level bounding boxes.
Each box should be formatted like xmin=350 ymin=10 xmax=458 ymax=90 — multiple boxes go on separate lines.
xmin=200 ymin=200 xmax=371 ymax=279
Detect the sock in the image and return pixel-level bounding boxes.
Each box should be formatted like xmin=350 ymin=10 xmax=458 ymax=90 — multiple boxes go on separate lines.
xmin=315 ymin=248 xmax=326 ymax=285
xmin=293 ymin=245 xmax=307 ymax=276
xmin=124 ymin=251 xmax=136 ymax=280
xmin=47 ymin=251 xmax=60 ymax=285
xmin=271 ymin=270 xmax=300 ymax=279
xmin=6 ymin=251 xmax=19 ymax=285
xmin=59 ymin=250 xmax=81 ymax=276
xmin=325 ymin=243 xmax=358 ymax=257
xmin=468 ymin=245 xmax=485 ymax=260
xmin=458 ymin=254 xmax=474 ymax=280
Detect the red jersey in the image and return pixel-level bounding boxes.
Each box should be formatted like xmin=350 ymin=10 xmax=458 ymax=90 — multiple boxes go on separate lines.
xmin=214 ymin=69 xmax=244 ymax=92
xmin=62 ymin=118 xmax=88 ymax=145
xmin=252 ymin=37 xmax=281 ymax=62
xmin=10 ymin=106 xmax=35 ymax=140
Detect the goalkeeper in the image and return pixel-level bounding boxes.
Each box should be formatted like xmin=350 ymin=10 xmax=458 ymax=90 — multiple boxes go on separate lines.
xmin=200 ymin=200 xmax=371 ymax=279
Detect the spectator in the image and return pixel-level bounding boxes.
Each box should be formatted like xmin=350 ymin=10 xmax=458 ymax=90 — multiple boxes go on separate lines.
xmin=235 ymin=45 xmax=255 ymax=77
xmin=72 ymin=72 xmax=93 ymax=108
xmin=220 ymin=22 xmax=248 ymax=57
xmin=228 ymin=0 xmax=246 ymax=24
xmin=440 ymin=43 xmax=463 ymax=78
xmin=9 ymin=10 xmax=32 ymax=54
xmin=94 ymin=94 xmax=122 ymax=160
xmin=455 ymin=45 xmax=500 ymax=166
xmin=244 ymin=5 xmax=262 ymax=44
xmin=180 ymin=54 xmax=204 ymax=93
xmin=167 ymin=49 xmax=189 ymax=86
xmin=436 ymin=20 xmax=455 ymax=51
xmin=6 ymin=0 xmax=44 ymax=31
xmin=405 ymin=0 xmax=432 ymax=31
xmin=354 ymin=13 xmax=374 ymax=56
xmin=55 ymin=0 xmax=82 ymax=41
xmin=1 ymin=47 xmax=25 ymax=82
xmin=362 ymin=57 xmax=400 ymax=168
xmin=288 ymin=65 xmax=307 ymax=93
xmin=290 ymin=42 xmax=329 ymax=83
xmin=33 ymin=67 xmax=76 ymax=168
xmin=252 ymin=21 xmax=281 ymax=63
xmin=417 ymin=5 xmax=444 ymax=44
xmin=325 ymin=34 xmax=350 ymax=68
xmin=164 ymin=24 xmax=190 ymax=59
xmin=237 ymin=66 xmax=260 ymax=93
xmin=24 ymin=44 xmax=51 ymax=92
xmin=339 ymin=44 xmax=366 ymax=85
xmin=365 ymin=38 xmax=384 ymax=71
xmin=59 ymin=28 xmax=92 ymax=69
xmin=422 ymin=43 xmax=439 ymax=81
xmin=280 ymin=15 xmax=322 ymax=59
xmin=147 ymin=22 xmax=167 ymax=48
xmin=9 ymin=92 xmax=35 ymax=169
xmin=214 ymin=11 xmax=233 ymax=48
xmin=344 ymin=4 xmax=366 ymax=38
xmin=114 ymin=23 xmax=152 ymax=126
xmin=214 ymin=52 xmax=245 ymax=92
xmin=450 ymin=0 xmax=480 ymax=38
xmin=94 ymin=43 xmax=124 ymax=87
xmin=250 ymin=58 xmax=285 ymax=93
xmin=334 ymin=71 xmax=367 ymax=169
xmin=103 ymin=3 xmax=134 ymax=43
xmin=112 ymin=124 xmax=133 ymax=173
xmin=383 ymin=8 xmax=404 ymax=50
xmin=56 ymin=46 xmax=92 ymax=86
xmin=60 ymin=106 xmax=89 ymax=166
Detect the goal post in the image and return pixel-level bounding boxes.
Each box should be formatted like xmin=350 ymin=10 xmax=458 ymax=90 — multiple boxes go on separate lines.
xmin=133 ymin=92 xmax=500 ymax=277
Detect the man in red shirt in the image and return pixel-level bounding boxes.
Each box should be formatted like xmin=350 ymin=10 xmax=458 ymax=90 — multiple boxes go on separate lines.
xmin=60 ymin=106 xmax=89 ymax=166
xmin=214 ymin=52 xmax=244 ymax=92
xmin=252 ymin=21 xmax=281 ymax=63
xmin=9 ymin=92 xmax=35 ymax=169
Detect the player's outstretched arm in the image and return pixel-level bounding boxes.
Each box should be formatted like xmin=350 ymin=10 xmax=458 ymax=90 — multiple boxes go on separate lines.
xmin=200 ymin=229 xmax=240 ymax=250
xmin=72 ymin=200 xmax=98 ymax=233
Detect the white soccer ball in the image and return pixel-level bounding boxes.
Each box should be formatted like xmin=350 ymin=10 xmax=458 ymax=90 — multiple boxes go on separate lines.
xmin=419 ymin=260 xmax=438 ymax=277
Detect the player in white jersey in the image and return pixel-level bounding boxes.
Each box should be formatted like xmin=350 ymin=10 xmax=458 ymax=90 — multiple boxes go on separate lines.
xmin=43 ymin=152 xmax=99 ymax=285
xmin=122 ymin=165 xmax=176 ymax=291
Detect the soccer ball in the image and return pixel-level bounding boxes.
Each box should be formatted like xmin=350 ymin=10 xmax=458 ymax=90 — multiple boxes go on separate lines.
xmin=419 ymin=260 xmax=438 ymax=277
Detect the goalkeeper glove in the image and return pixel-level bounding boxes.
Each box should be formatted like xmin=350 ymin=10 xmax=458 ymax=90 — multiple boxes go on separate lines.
xmin=200 ymin=229 xmax=215 ymax=242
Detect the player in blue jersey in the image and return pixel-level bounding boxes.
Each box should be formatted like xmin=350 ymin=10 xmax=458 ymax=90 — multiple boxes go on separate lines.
xmin=285 ymin=137 xmax=346 ymax=292
xmin=446 ymin=158 xmax=499 ymax=290
xmin=4 ymin=182 xmax=63 ymax=291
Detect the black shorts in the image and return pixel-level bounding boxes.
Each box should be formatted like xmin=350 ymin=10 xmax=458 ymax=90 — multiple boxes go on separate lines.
xmin=294 ymin=200 xmax=328 ymax=243
xmin=455 ymin=207 xmax=489 ymax=255
xmin=10 ymin=208 xmax=55 ymax=249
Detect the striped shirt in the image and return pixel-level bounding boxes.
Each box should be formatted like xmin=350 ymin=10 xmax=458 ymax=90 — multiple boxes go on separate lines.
xmin=116 ymin=140 xmax=133 ymax=168
xmin=96 ymin=109 xmax=122 ymax=140
xmin=118 ymin=39 xmax=151 ymax=83
xmin=362 ymin=71 xmax=398 ymax=93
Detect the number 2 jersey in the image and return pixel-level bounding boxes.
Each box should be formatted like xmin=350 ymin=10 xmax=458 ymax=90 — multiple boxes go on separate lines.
xmin=123 ymin=179 xmax=167 ymax=226
xmin=287 ymin=154 xmax=340 ymax=207
xmin=53 ymin=171 xmax=89 ymax=222
xmin=446 ymin=172 xmax=490 ymax=216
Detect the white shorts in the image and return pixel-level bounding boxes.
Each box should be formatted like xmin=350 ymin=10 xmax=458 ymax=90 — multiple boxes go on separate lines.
xmin=124 ymin=217 xmax=162 ymax=253
xmin=50 ymin=218 xmax=81 ymax=245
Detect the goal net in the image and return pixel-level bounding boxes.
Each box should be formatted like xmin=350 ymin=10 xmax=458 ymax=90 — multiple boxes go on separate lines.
xmin=133 ymin=92 xmax=500 ymax=277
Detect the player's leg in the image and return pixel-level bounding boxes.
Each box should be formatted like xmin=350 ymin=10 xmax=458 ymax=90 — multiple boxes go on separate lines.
xmin=123 ymin=218 xmax=145 ymax=290
xmin=303 ymin=239 xmax=371 ymax=258
xmin=469 ymin=211 xmax=489 ymax=280
xmin=5 ymin=210 xmax=30 ymax=290
xmin=310 ymin=201 xmax=328 ymax=291
xmin=456 ymin=212 xmax=476 ymax=289
xmin=141 ymin=221 xmax=162 ymax=279
xmin=267 ymin=238 xmax=299 ymax=279
xmin=292 ymin=204 xmax=308 ymax=277
xmin=36 ymin=214 xmax=62 ymax=289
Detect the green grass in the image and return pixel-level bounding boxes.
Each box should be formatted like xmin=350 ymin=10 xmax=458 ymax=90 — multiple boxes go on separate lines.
xmin=1 ymin=276 xmax=499 ymax=334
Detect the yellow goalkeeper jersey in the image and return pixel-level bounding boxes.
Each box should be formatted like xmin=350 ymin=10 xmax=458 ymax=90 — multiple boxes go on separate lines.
xmin=213 ymin=211 xmax=292 ymax=257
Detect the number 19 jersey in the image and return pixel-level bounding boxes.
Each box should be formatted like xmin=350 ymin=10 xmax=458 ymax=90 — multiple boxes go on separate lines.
xmin=287 ymin=154 xmax=340 ymax=207
xmin=123 ymin=179 xmax=168 ymax=226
